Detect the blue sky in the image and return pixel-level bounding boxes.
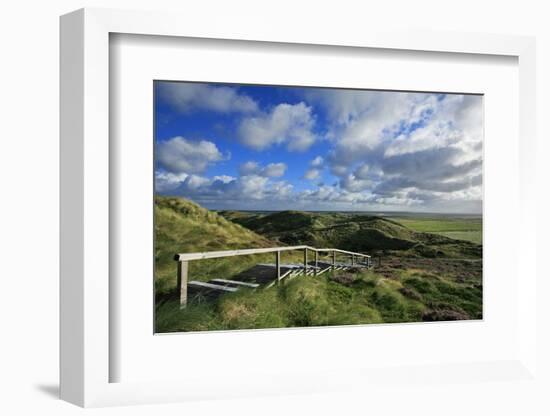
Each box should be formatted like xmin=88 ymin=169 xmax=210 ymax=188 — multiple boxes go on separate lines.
xmin=155 ymin=81 xmax=483 ymax=213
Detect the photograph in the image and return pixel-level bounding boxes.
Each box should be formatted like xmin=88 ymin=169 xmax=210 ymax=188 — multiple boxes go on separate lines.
xmin=154 ymin=81 xmax=483 ymax=333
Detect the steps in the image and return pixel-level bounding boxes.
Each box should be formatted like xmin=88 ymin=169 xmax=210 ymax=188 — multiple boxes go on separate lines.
xmin=187 ymin=278 xmax=260 ymax=298
xmin=188 ymin=281 xmax=238 ymax=293
xmin=210 ymin=279 xmax=259 ymax=288
xmin=188 ymin=259 xmax=372 ymax=298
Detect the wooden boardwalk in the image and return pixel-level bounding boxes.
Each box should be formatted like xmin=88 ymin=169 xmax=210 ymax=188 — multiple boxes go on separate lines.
xmin=175 ymin=245 xmax=372 ymax=307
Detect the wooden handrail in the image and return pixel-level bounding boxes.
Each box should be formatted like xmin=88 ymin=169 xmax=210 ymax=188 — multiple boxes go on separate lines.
xmin=174 ymin=245 xmax=370 ymax=262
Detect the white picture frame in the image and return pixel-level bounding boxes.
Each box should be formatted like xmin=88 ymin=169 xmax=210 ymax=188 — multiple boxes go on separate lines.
xmin=60 ymin=7 xmax=538 ymax=408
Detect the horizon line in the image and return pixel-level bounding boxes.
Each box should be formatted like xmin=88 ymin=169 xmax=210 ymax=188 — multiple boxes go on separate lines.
xmin=211 ymin=208 xmax=482 ymax=216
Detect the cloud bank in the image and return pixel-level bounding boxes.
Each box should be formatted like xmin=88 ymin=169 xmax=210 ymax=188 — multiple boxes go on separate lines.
xmin=155 ymin=83 xmax=483 ymax=213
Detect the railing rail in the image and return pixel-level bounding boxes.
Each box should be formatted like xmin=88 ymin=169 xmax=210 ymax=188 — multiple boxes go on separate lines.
xmin=174 ymin=245 xmax=370 ymax=261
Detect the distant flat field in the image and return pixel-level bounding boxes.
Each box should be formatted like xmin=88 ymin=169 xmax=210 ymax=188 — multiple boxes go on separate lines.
xmin=390 ymin=216 xmax=483 ymax=244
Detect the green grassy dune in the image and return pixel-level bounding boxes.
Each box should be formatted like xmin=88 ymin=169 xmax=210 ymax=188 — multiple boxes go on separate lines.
xmin=155 ymin=196 xmax=276 ymax=296
xmin=155 ymin=196 xmax=483 ymax=332
xmin=156 ymin=265 xmax=482 ymax=332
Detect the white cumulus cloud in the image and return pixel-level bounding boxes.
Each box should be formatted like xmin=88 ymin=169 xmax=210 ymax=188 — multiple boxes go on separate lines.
xmin=303 ymin=156 xmax=325 ymax=181
xmin=238 ymin=102 xmax=316 ymax=151
xmin=310 ymin=156 xmax=324 ymax=167
xmin=157 ymin=136 xmax=225 ymax=174
xmin=155 ymin=171 xmax=189 ymax=192
xmin=239 ymin=161 xmax=287 ymax=177
xmin=157 ymin=82 xmax=259 ymax=114
xmin=304 ymin=168 xmax=321 ymax=180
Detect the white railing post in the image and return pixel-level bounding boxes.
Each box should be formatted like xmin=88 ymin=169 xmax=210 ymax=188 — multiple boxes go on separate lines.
xmin=176 ymin=260 xmax=189 ymax=308
xmin=276 ymin=250 xmax=281 ymax=282
xmin=332 ymin=251 xmax=336 ymax=270
xmin=314 ymin=251 xmax=318 ymax=276
xmin=303 ymin=247 xmax=308 ymax=274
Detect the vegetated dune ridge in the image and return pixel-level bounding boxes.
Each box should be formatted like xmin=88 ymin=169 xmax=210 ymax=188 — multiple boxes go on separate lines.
xmin=219 ymin=209 xmax=482 ymax=259
xmin=155 ymin=196 xmax=482 ymax=332
xmin=155 ymin=196 xmax=276 ymax=295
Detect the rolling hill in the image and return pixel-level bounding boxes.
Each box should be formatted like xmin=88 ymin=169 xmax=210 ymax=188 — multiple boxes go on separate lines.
xmin=218 ymin=210 xmax=482 ymax=258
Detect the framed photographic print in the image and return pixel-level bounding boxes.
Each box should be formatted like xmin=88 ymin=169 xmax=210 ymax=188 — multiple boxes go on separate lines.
xmin=153 ymin=81 xmax=484 ymax=334
xmin=60 ymin=7 xmax=539 ymax=408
